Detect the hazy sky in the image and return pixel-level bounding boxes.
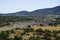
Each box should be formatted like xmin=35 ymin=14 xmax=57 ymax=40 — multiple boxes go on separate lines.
xmin=0 ymin=0 xmax=60 ymax=13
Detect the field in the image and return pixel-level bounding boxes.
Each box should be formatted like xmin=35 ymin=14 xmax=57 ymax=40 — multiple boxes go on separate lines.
xmin=31 ymin=24 xmax=60 ymax=31
xmin=0 ymin=24 xmax=60 ymax=40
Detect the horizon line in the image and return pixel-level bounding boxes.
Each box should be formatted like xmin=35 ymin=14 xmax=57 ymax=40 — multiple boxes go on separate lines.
xmin=0 ymin=5 xmax=60 ymax=14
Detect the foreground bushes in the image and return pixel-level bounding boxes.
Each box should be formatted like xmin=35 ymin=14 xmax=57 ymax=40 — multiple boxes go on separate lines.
xmin=0 ymin=27 xmax=60 ymax=40
xmin=29 ymin=36 xmax=41 ymax=40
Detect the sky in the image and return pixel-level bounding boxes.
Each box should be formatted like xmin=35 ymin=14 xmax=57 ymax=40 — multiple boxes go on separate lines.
xmin=0 ymin=0 xmax=60 ymax=13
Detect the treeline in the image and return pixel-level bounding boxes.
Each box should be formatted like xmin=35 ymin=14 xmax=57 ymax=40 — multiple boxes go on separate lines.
xmin=0 ymin=16 xmax=60 ymax=27
xmin=0 ymin=16 xmax=33 ymax=22
xmin=0 ymin=16 xmax=33 ymax=27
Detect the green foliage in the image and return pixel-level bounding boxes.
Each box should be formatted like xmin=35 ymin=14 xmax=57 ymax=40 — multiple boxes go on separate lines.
xmin=10 ymin=30 xmax=15 ymax=33
xmin=0 ymin=31 xmax=9 ymax=40
xmin=35 ymin=28 xmax=44 ymax=33
xmin=14 ymin=36 xmax=23 ymax=40
xmin=0 ymin=16 xmax=33 ymax=27
xmin=23 ymin=28 xmax=34 ymax=33
xmin=15 ymin=28 xmax=21 ymax=30
xmin=55 ymin=36 xmax=60 ymax=40
xmin=27 ymin=25 xmax=31 ymax=28
xmin=39 ymin=24 xmax=43 ymax=26
xmin=52 ymin=30 xmax=58 ymax=37
xmin=44 ymin=29 xmax=52 ymax=37
xmin=29 ymin=36 xmax=41 ymax=40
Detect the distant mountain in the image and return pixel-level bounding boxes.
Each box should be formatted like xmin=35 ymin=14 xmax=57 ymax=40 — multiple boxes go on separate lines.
xmin=0 ymin=6 xmax=60 ymax=16
xmin=31 ymin=6 xmax=60 ymax=15
xmin=6 ymin=11 xmax=29 ymax=16
xmin=49 ymin=6 xmax=60 ymax=15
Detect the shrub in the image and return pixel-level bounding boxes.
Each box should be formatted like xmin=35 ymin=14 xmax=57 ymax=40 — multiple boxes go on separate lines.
xmin=29 ymin=36 xmax=41 ymax=40
xmin=0 ymin=31 xmax=9 ymax=40
xmin=10 ymin=30 xmax=15 ymax=33
xmin=14 ymin=36 xmax=23 ymax=40
xmin=55 ymin=36 xmax=60 ymax=40
xmin=35 ymin=28 xmax=44 ymax=33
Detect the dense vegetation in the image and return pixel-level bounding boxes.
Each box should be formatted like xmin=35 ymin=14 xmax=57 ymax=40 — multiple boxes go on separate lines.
xmin=0 ymin=16 xmax=33 ymax=27
xmin=48 ymin=18 xmax=60 ymax=26
xmin=0 ymin=16 xmax=60 ymax=27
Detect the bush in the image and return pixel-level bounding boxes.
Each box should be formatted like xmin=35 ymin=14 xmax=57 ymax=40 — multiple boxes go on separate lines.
xmin=14 ymin=36 xmax=23 ymax=40
xmin=55 ymin=36 xmax=60 ymax=40
xmin=29 ymin=36 xmax=41 ymax=40
xmin=44 ymin=29 xmax=52 ymax=37
xmin=0 ymin=31 xmax=9 ymax=40
xmin=39 ymin=24 xmax=43 ymax=26
xmin=23 ymin=28 xmax=34 ymax=33
xmin=35 ymin=28 xmax=44 ymax=33
xmin=52 ymin=30 xmax=58 ymax=37
xmin=10 ymin=30 xmax=15 ymax=33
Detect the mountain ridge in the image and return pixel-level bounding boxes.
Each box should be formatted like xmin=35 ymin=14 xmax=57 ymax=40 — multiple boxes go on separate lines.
xmin=0 ymin=6 xmax=60 ymax=16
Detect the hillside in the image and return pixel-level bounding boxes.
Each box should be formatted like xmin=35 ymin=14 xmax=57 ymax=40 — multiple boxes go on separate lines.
xmin=0 ymin=6 xmax=60 ymax=16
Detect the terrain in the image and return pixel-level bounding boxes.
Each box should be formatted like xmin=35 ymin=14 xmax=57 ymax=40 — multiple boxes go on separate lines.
xmin=0 ymin=15 xmax=60 ymax=40
xmin=0 ymin=6 xmax=60 ymax=40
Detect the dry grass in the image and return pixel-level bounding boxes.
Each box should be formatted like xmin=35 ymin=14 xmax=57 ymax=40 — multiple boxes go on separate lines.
xmin=31 ymin=25 xmax=60 ymax=31
xmin=0 ymin=24 xmax=60 ymax=40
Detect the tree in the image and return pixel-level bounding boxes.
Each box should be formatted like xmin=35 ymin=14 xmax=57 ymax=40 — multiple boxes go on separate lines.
xmin=52 ymin=30 xmax=57 ymax=37
xmin=0 ymin=31 xmax=9 ymax=40
xmin=35 ymin=28 xmax=43 ymax=33
xmin=14 ymin=36 xmax=23 ymax=40
xmin=23 ymin=28 xmax=34 ymax=33
xmin=29 ymin=36 xmax=41 ymax=40
xmin=35 ymin=36 xmax=41 ymax=40
xmin=39 ymin=24 xmax=43 ymax=26
xmin=44 ymin=29 xmax=51 ymax=37
xmin=55 ymin=36 xmax=60 ymax=40
xmin=29 ymin=36 xmax=35 ymax=40
xmin=10 ymin=30 xmax=15 ymax=33
xmin=48 ymin=23 xmax=53 ymax=26
xmin=27 ymin=25 xmax=31 ymax=28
